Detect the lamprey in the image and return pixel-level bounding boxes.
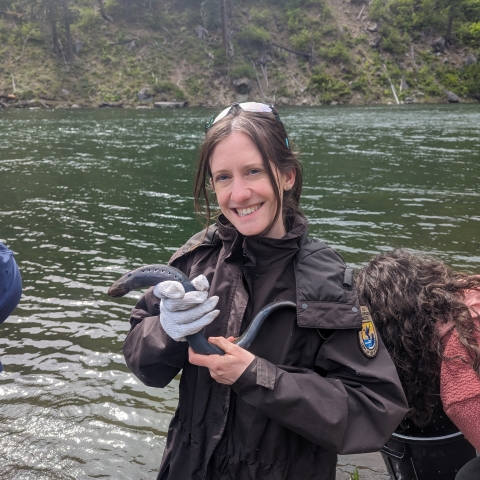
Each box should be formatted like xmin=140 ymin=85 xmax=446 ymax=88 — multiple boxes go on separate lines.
xmin=108 ymin=264 xmax=295 ymax=355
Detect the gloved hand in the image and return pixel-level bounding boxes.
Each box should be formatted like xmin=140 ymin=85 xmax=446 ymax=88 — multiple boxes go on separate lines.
xmin=153 ymin=275 xmax=220 ymax=342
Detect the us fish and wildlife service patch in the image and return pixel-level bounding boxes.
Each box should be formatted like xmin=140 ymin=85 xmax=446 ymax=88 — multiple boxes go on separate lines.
xmin=358 ymin=306 xmax=379 ymax=358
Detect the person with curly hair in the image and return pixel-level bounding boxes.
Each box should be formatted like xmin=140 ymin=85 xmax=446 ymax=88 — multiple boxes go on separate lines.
xmin=356 ymin=249 xmax=480 ymax=479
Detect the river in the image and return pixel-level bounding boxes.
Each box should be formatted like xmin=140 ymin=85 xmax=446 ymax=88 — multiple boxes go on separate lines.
xmin=1 ymin=105 xmax=479 ymax=479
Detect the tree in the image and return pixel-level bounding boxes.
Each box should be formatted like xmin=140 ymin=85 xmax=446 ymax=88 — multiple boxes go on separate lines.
xmin=61 ymin=0 xmax=74 ymax=62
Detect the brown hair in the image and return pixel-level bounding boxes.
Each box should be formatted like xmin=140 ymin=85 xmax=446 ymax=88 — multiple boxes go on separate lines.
xmin=193 ymin=107 xmax=303 ymax=236
xmin=356 ymin=249 xmax=480 ymax=427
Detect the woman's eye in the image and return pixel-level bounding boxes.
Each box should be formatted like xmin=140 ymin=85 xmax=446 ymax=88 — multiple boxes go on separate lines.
xmin=215 ymin=174 xmax=230 ymax=182
xmin=247 ymin=169 xmax=261 ymax=175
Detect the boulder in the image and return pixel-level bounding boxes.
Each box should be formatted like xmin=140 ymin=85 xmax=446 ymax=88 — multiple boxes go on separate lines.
xmin=126 ymin=40 xmax=136 ymax=52
xmin=431 ymin=37 xmax=446 ymax=54
xmin=404 ymin=97 xmax=413 ymax=104
xmin=99 ymin=102 xmax=124 ymax=108
xmin=195 ymin=25 xmax=208 ymax=39
xmin=465 ymin=54 xmax=478 ymax=66
xmin=445 ymin=91 xmax=460 ymax=103
xmin=370 ymin=36 xmax=381 ymax=49
xmin=400 ymin=79 xmax=409 ymax=91
xmin=61 ymin=89 xmax=70 ymax=96
xmin=471 ymin=93 xmax=480 ymax=102
xmin=232 ymin=77 xmax=252 ymax=95
xmin=367 ymin=23 xmax=378 ymax=33
xmin=138 ymin=87 xmax=153 ymax=102
xmin=73 ymin=40 xmax=83 ymax=55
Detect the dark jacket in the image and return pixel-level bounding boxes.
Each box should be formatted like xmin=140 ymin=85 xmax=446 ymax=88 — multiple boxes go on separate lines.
xmin=123 ymin=215 xmax=408 ymax=480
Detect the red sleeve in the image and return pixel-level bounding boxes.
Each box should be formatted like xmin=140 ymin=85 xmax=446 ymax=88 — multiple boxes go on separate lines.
xmin=440 ymin=293 xmax=480 ymax=452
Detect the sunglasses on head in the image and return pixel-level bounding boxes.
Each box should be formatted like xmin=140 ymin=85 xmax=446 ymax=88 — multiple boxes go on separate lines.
xmin=204 ymin=102 xmax=290 ymax=148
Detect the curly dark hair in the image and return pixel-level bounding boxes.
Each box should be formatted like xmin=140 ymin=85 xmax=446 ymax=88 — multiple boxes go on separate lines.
xmin=356 ymin=249 xmax=480 ymax=427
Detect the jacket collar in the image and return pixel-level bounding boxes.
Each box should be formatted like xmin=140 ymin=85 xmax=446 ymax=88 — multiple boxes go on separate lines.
xmin=216 ymin=214 xmax=307 ymax=268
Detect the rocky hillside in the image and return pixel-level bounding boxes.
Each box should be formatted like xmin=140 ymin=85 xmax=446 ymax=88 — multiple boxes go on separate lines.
xmin=0 ymin=0 xmax=479 ymax=108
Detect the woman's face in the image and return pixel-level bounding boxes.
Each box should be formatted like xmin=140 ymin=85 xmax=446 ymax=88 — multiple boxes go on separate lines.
xmin=209 ymin=131 xmax=295 ymax=238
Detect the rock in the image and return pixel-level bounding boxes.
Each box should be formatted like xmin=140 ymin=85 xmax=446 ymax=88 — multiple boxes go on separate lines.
xmin=330 ymin=101 xmax=339 ymax=105
xmin=465 ymin=54 xmax=478 ymax=66
xmin=370 ymin=36 xmax=381 ymax=49
xmin=99 ymin=102 xmax=124 ymax=108
xmin=400 ymin=79 xmax=409 ymax=91
xmin=431 ymin=37 xmax=446 ymax=54
xmin=367 ymin=23 xmax=378 ymax=33
xmin=232 ymin=77 xmax=252 ymax=95
xmin=126 ymin=40 xmax=136 ymax=52
xmin=154 ymin=101 xmax=188 ymax=108
xmin=136 ymin=105 xmax=151 ymax=109
xmin=404 ymin=97 xmax=413 ymax=104
xmin=470 ymin=93 xmax=480 ymax=102
xmin=61 ymin=89 xmax=70 ymax=95
xmin=73 ymin=40 xmax=83 ymax=54
xmin=236 ymin=93 xmax=249 ymax=102
xmin=195 ymin=25 xmax=208 ymax=39
xmin=445 ymin=91 xmax=460 ymax=103
xmin=138 ymin=87 xmax=153 ymax=102
xmin=71 ymin=104 xmax=81 ymax=108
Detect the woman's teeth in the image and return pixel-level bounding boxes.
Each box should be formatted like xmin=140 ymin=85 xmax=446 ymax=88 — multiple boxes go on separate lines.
xmin=236 ymin=204 xmax=261 ymax=217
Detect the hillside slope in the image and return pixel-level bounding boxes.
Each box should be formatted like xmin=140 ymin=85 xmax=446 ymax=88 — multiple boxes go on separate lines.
xmin=0 ymin=0 xmax=479 ymax=108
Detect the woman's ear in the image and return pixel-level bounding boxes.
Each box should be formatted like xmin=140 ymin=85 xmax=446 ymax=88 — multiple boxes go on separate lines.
xmin=284 ymin=168 xmax=296 ymax=191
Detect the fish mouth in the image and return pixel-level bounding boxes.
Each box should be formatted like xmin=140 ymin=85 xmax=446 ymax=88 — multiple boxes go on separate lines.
xmin=235 ymin=203 xmax=263 ymax=217
xmin=107 ymin=286 xmax=129 ymax=297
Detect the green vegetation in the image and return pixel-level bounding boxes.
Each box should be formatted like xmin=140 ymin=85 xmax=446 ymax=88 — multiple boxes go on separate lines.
xmin=0 ymin=0 xmax=479 ymax=107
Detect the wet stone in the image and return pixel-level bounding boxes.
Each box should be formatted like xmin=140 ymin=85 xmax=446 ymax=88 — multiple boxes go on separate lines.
xmin=336 ymin=452 xmax=389 ymax=480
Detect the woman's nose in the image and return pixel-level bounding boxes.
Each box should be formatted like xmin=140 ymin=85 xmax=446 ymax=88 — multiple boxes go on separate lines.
xmin=230 ymin=177 xmax=251 ymax=204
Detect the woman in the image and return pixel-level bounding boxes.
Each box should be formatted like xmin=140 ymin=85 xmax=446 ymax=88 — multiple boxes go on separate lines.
xmin=122 ymin=103 xmax=408 ymax=480
xmin=356 ymin=249 xmax=480 ymax=478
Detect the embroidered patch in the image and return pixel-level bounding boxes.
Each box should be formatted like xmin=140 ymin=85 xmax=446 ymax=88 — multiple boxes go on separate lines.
xmin=358 ymin=306 xmax=379 ymax=358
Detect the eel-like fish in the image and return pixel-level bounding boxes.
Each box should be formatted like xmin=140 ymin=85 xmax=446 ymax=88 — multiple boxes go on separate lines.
xmin=108 ymin=264 xmax=295 ymax=355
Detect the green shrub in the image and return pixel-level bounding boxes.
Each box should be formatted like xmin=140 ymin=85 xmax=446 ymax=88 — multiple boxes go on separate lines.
xmin=75 ymin=7 xmax=102 ymax=32
xmin=308 ymin=68 xmax=351 ymax=102
xmin=369 ymin=0 xmax=388 ymax=22
xmin=212 ymin=47 xmax=227 ymax=67
xmin=319 ymin=41 xmax=351 ymax=63
xmin=185 ymin=75 xmax=206 ymax=97
xmin=250 ymin=8 xmax=271 ymax=25
xmin=291 ymin=29 xmax=314 ymax=51
xmin=153 ymin=81 xmax=186 ymax=101
xmin=230 ymin=64 xmax=256 ymax=80
xmin=352 ymin=73 xmax=369 ymax=93
xmin=235 ymin=24 xmax=270 ymax=50
xmin=417 ymin=66 xmax=442 ymax=96
xmin=462 ymin=63 xmax=480 ymax=94
xmin=381 ymin=26 xmax=410 ymax=54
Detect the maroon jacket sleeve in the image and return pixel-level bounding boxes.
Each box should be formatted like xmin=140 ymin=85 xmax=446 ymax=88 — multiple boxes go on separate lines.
xmin=231 ymin=330 xmax=408 ymax=455
xmin=122 ymin=287 xmax=188 ymax=388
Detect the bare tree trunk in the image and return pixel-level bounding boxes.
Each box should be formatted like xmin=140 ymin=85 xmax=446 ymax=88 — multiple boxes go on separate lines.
xmin=96 ymin=0 xmax=114 ymax=23
xmin=445 ymin=5 xmax=454 ymax=44
xmin=48 ymin=5 xmax=60 ymax=58
xmin=221 ymin=0 xmax=228 ymax=57
xmin=62 ymin=0 xmax=74 ymax=62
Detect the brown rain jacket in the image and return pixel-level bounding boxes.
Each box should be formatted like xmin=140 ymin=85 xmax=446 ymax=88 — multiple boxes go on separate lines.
xmin=123 ymin=215 xmax=408 ymax=480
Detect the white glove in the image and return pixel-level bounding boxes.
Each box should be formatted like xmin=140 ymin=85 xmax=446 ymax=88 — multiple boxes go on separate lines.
xmin=153 ymin=275 xmax=220 ymax=342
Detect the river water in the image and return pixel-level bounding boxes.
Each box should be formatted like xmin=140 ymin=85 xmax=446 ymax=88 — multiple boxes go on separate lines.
xmin=0 ymin=105 xmax=479 ymax=479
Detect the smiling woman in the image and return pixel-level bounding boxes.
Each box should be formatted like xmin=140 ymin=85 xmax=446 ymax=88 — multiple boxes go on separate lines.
xmin=209 ymin=132 xmax=295 ymax=238
xmin=121 ymin=102 xmax=409 ymax=480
